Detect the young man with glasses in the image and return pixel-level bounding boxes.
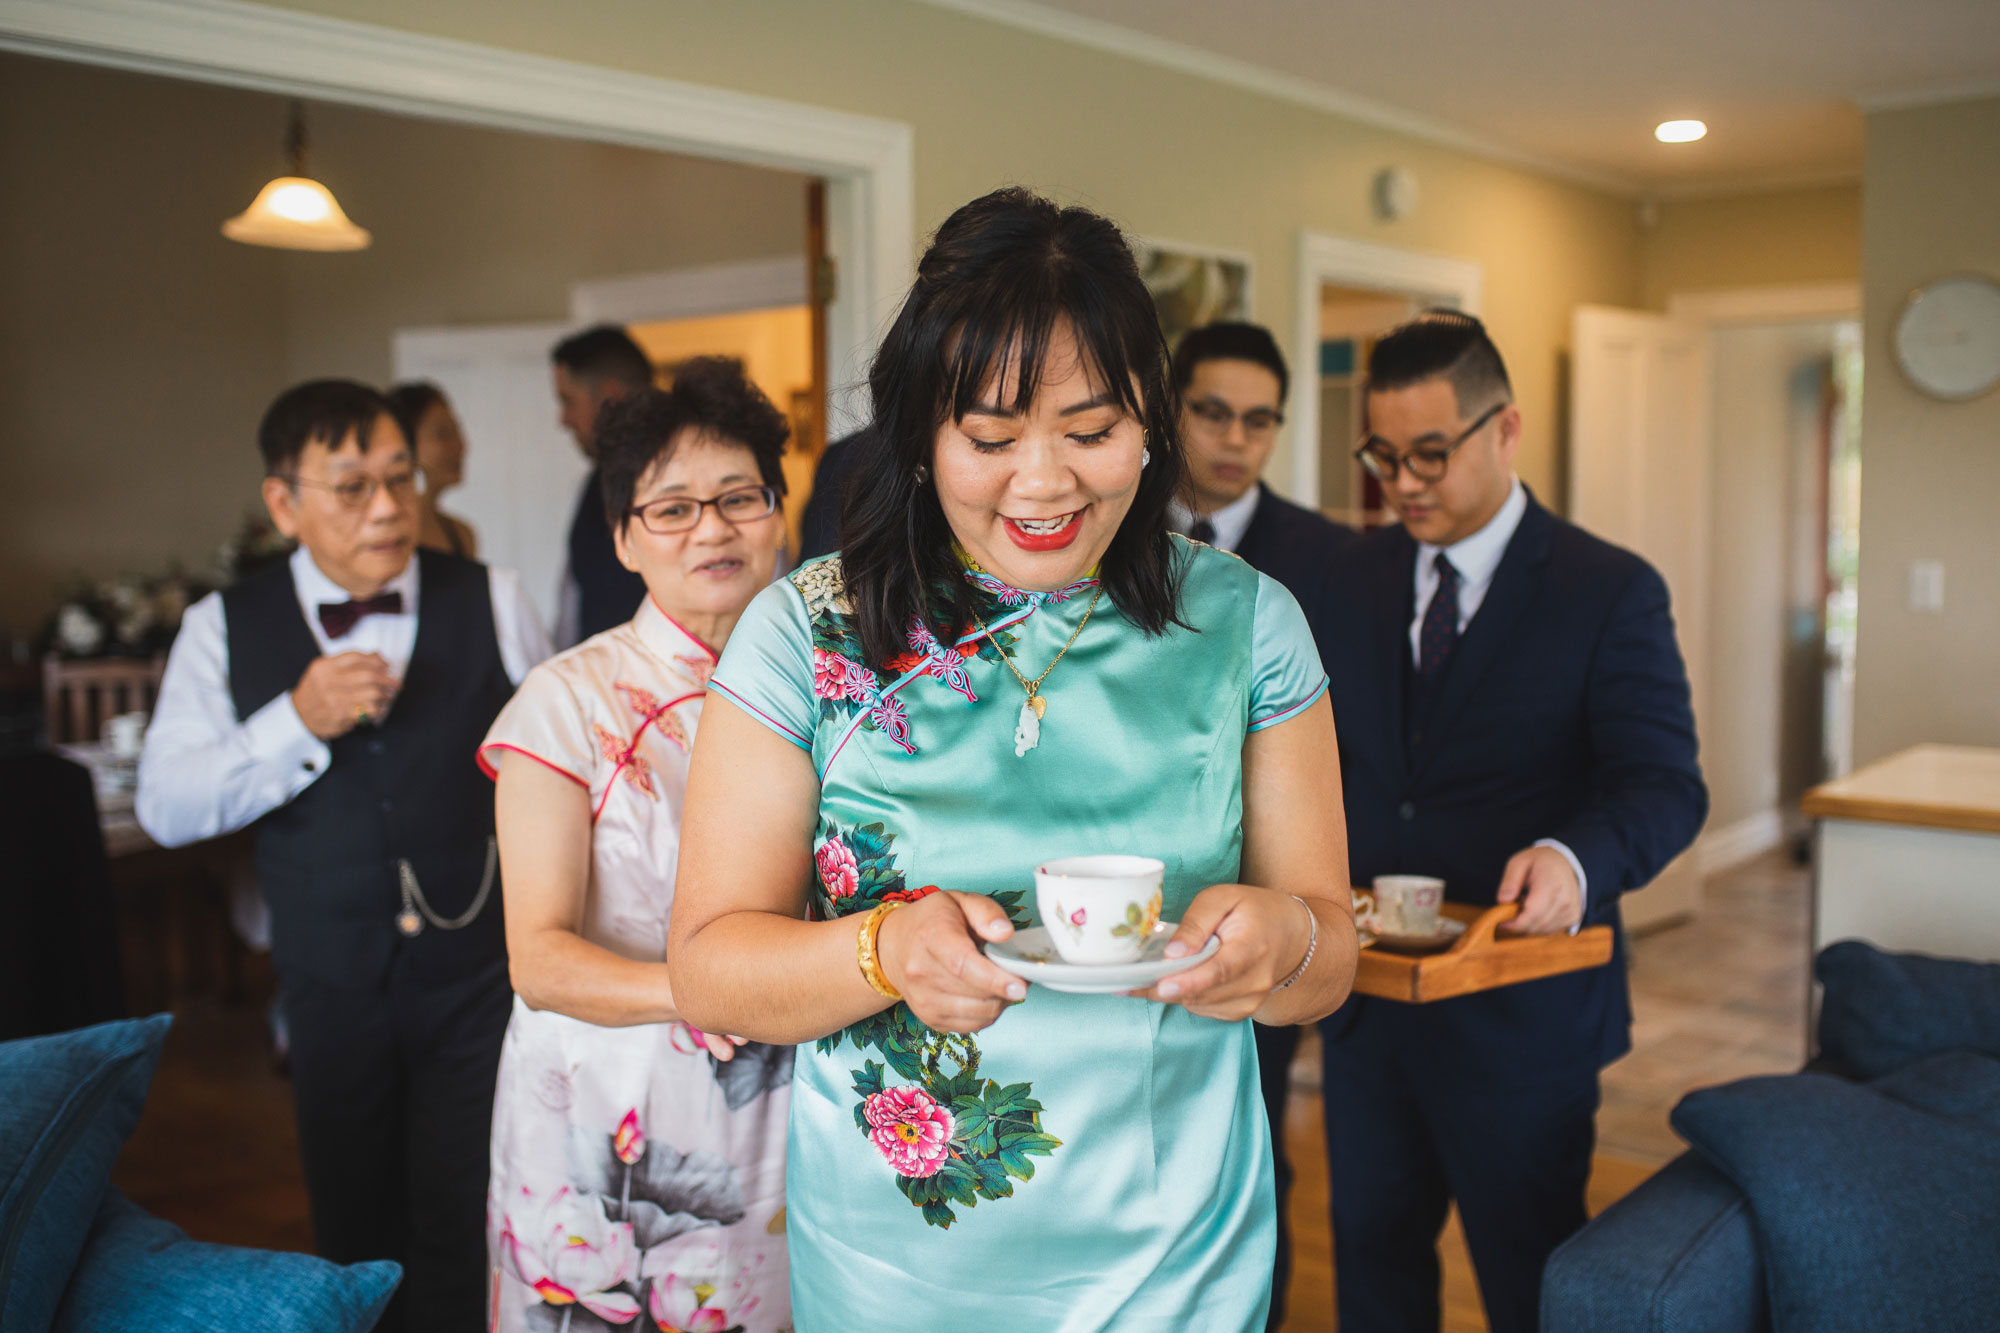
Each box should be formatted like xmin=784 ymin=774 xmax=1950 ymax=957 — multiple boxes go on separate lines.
xmin=1171 ymin=320 xmax=1349 ymax=1331
xmin=138 ymin=380 xmax=551 ymax=1332
xmin=1310 ymin=312 xmax=1706 ymax=1331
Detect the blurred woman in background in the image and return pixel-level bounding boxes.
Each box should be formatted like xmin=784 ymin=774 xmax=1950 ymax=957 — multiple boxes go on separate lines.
xmin=387 ymin=381 xmax=479 ymax=558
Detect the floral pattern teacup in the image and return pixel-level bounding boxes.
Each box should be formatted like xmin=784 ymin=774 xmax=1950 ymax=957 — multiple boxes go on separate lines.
xmin=1035 ymin=855 xmax=1165 ymax=965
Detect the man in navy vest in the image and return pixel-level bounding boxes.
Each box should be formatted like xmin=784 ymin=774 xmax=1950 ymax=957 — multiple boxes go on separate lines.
xmin=1167 ymin=320 xmax=1350 ymax=1328
xmin=552 ymin=324 xmax=652 ymax=646
xmin=138 ymin=381 xmax=550 ymax=1331
xmin=1310 ymin=312 xmax=1705 ymax=1332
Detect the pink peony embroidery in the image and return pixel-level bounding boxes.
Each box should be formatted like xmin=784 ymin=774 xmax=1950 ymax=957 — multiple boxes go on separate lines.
xmin=815 ymin=837 xmax=859 ymax=901
xmin=864 ymin=1085 xmax=956 ymax=1178
xmin=812 ymin=648 xmax=879 ymax=703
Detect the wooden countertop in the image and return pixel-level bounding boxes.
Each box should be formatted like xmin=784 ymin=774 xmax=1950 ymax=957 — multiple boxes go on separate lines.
xmin=1802 ymin=744 xmax=2000 ymax=836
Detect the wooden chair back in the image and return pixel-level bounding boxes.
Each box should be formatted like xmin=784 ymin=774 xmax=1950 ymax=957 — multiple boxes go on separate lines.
xmin=43 ymin=654 xmax=167 ymax=746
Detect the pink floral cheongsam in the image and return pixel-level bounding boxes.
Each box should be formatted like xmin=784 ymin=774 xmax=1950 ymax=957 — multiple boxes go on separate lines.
xmin=478 ymin=598 xmax=791 ymax=1333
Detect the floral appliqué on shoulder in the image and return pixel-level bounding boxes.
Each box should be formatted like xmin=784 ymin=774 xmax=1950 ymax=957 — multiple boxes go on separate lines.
xmin=789 ymin=558 xmax=1019 ymax=759
xmin=812 ymin=817 xmax=1059 ymax=1229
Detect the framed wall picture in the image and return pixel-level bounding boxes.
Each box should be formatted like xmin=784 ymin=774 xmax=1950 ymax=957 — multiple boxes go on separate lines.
xmin=1131 ymin=237 xmax=1253 ymax=352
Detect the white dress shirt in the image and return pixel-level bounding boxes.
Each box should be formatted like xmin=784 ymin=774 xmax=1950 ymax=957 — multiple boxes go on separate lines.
xmin=1406 ymin=477 xmax=1588 ymax=924
xmin=1168 ymin=484 xmax=1262 ymax=554
xmin=137 ymin=547 xmax=552 ymax=849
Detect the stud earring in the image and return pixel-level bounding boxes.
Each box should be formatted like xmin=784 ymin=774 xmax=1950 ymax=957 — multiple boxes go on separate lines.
xmin=914 ymin=464 xmax=930 ymax=485
xmin=1141 ymin=448 xmax=1152 ymax=468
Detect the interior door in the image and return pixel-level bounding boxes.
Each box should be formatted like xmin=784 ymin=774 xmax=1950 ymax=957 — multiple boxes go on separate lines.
xmin=393 ymin=322 xmax=582 ymax=636
xmin=1570 ymin=306 xmax=1711 ymax=930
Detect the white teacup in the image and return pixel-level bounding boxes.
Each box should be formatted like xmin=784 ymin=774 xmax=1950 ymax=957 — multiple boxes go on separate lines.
xmin=1035 ymin=855 xmax=1165 ymax=965
xmin=1369 ymin=875 xmax=1446 ymax=936
xmin=103 ymin=710 xmax=149 ymax=761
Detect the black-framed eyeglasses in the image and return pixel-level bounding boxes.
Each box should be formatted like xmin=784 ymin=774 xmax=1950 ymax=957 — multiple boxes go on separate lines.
xmin=628 ymin=484 xmax=779 ymax=535
xmin=1354 ymin=403 xmax=1504 ymax=483
xmin=1186 ymin=397 xmax=1285 ymax=438
xmin=286 ymin=469 xmax=419 ymax=510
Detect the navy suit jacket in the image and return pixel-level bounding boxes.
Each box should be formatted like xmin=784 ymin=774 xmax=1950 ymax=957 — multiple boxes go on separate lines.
xmin=1312 ymin=491 xmax=1706 ymax=1082
xmin=1232 ymin=483 xmax=1353 ymax=601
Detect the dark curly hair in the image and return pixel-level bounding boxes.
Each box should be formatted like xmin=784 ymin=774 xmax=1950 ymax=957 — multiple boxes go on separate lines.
xmin=597 ymin=357 xmax=790 ymax=531
xmin=841 ymin=187 xmax=1189 ymax=671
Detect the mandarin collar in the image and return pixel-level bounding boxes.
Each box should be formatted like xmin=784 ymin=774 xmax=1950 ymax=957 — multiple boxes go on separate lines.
xmin=634 ymin=596 xmax=718 ymax=684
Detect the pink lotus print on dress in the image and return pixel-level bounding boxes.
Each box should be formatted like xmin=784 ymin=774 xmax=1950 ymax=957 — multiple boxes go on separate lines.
xmin=864 ymin=1085 xmax=956 ymax=1178
xmin=496 ymin=1184 xmax=640 ymax=1325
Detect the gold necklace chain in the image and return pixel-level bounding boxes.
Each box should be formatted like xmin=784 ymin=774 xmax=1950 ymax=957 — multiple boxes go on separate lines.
xmin=971 ymin=583 xmax=1105 ymax=721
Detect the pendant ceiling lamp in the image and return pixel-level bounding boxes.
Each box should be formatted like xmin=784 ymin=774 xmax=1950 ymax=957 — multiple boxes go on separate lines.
xmin=222 ymin=100 xmax=371 ymax=252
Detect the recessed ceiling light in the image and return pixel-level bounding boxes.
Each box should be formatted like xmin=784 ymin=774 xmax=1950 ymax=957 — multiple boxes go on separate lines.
xmin=1655 ymin=119 xmax=1707 ymax=144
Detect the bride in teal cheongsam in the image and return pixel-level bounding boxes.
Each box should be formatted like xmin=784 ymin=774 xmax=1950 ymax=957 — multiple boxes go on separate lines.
xmin=668 ymin=188 xmax=1359 ymax=1331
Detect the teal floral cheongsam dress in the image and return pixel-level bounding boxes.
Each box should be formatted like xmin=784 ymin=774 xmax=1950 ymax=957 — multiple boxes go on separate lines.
xmin=709 ymin=536 xmax=1328 ymax=1331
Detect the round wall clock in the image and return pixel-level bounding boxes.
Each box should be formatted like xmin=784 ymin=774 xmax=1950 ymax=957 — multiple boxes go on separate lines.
xmin=1893 ymin=273 xmax=2000 ymax=401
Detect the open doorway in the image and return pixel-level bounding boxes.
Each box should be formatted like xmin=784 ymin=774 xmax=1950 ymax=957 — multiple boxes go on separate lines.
xmin=1315 ymin=284 xmax=1419 ymax=527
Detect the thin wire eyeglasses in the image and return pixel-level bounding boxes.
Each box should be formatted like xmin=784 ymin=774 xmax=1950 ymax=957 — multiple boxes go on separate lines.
xmin=1186 ymin=397 xmax=1285 ymax=438
xmin=286 ymin=470 xmax=419 ymax=510
xmin=628 ymin=484 xmax=779 ymax=535
xmin=1354 ymin=403 xmax=1504 ymax=484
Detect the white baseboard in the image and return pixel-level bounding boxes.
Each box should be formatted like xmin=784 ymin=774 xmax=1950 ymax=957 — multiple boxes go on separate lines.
xmin=1694 ymin=809 xmax=1787 ymax=878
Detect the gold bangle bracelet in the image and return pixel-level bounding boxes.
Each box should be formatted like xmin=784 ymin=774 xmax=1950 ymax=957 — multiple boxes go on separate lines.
xmin=856 ymin=901 xmax=905 ymax=1001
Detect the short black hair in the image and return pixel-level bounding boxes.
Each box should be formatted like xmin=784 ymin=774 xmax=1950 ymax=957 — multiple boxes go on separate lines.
xmin=1366 ymin=309 xmax=1512 ymax=416
xmin=257 ymin=379 xmax=396 ymax=478
xmin=552 ymin=324 xmax=654 ymax=389
xmin=843 ymin=187 xmax=1189 ymax=672
xmin=597 ymin=357 xmax=790 ymax=530
xmin=1172 ymin=321 xmax=1289 ymax=404
xmin=384 ymin=381 xmax=448 ymax=449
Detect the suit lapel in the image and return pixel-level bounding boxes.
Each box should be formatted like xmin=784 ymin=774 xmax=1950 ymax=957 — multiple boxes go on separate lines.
xmin=1411 ymin=497 xmax=1553 ymax=781
xmin=1373 ymin=530 xmax=1417 ymax=787
xmin=1233 ymin=484 xmax=1271 ymax=562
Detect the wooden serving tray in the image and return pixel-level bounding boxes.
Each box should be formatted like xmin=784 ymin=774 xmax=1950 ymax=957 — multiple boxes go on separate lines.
xmin=1352 ymin=901 xmax=1613 ymax=1003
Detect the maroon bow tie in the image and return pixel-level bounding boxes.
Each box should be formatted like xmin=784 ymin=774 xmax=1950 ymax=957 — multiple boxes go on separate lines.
xmin=318 ymin=591 xmax=403 ymax=638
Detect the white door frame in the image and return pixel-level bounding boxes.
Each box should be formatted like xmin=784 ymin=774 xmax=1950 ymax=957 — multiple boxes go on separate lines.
xmin=1289 ymin=231 xmax=1484 ymax=505
xmin=0 ymin=0 xmax=914 ymax=435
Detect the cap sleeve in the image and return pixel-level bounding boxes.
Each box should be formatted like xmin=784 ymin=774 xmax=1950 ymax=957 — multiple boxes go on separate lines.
xmin=1248 ymin=571 xmax=1329 ymax=732
xmin=709 ymin=577 xmax=816 ymax=751
xmin=478 ymin=662 xmax=594 ymax=787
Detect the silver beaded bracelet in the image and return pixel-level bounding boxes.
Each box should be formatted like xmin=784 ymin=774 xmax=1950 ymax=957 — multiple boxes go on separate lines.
xmin=1272 ymin=894 xmax=1318 ymax=991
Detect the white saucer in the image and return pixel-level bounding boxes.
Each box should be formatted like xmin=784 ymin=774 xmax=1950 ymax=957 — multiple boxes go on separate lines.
xmin=1360 ymin=916 xmax=1466 ymax=954
xmin=986 ymin=922 xmax=1221 ymax=994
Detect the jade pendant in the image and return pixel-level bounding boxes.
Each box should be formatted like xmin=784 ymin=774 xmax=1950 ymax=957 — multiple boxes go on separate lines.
xmin=1014 ymin=697 xmax=1042 ymax=757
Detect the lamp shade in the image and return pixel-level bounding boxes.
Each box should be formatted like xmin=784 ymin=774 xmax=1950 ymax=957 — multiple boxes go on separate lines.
xmin=222 ymin=175 xmax=371 ymax=252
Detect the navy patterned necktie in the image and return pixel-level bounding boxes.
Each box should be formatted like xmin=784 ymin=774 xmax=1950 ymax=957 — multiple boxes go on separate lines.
xmin=1418 ymin=554 xmax=1460 ymax=678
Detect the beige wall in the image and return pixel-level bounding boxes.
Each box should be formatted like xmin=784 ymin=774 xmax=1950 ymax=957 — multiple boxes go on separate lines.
xmin=1704 ymin=321 xmax=1841 ymax=828
xmin=0 ymin=54 xmax=290 ymax=632
xmin=1640 ymin=183 xmax=1861 ymax=309
xmin=1852 ymin=95 xmax=2000 ymax=763
xmin=0 ymin=51 xmax=805 ymax=633
xmin=241 ymin=0 xmax=1646 ymax=510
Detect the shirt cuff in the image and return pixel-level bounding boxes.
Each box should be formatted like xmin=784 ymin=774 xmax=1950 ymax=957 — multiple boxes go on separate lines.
xmin=1533 ymin=837 xmax=1588 ymax=935
xmin=245 ymin=691 xmax=331 ymax=790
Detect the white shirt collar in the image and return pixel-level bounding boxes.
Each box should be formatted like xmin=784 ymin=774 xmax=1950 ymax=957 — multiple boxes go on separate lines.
xmin=1417 ymin=477 xmax=1526 ymax=593
xmin=1169 ymin=483 xmax=1263 ymax=554
xmin=290 ymin=544 xmax=419 ymax=617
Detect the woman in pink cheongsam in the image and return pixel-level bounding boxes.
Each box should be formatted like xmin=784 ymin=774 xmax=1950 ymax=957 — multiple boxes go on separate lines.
xmin=478 ymin=359 xmax=794 ymax=1333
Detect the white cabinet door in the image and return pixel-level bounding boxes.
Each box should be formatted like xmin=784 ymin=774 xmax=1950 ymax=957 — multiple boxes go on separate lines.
xmin=1571 ymin=306 xmax=1711 ymax=930
xmin=393 ymin=323 xmax=583 ymax=637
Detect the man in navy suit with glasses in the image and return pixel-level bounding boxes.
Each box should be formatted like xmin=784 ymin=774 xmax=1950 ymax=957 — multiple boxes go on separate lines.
xmin=1309 ymin=311 xmax=1706 ymax=1332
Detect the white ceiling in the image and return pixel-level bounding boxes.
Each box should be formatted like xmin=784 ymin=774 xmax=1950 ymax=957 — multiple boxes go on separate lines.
xmin=930 ymin=0 xmax=2000 ymax=194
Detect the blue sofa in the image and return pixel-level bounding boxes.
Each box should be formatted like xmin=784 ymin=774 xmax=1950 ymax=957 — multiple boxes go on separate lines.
xmin=1543 ymin=941 xmax=2000 ymax=1333
xmin=0 ymin=1014 xmax=399 ymax=1333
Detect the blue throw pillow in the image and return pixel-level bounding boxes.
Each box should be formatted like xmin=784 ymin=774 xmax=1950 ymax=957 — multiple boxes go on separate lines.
xmin=0 ymin=1013 xmax=172 ymax=1333
xmin=1817 ymin=940 xmax=2000 ymax=1079
xmin=53 ymin=1190 xmax=399 ymax=1333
